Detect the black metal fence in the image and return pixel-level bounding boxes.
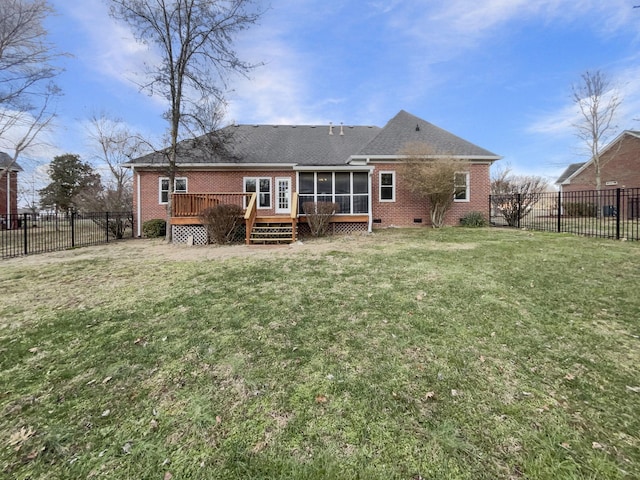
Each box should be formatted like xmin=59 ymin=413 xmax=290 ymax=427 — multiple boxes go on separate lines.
xmin=490 ymin=187 xmax=640 ymax=241
xmin=1 ymin=211 xmax=135 ymax=260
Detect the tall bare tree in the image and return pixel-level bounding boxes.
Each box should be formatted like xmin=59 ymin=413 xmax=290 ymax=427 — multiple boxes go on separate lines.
xmin=108 ymin=0 xmax=262 ymax=241
xmin=399 ymin=142 xmax=468 ymax=228
xmin=0 ymin=0 xmax=63 ymax=175
xmin=572 ymin=70 xmax=621 ymax=192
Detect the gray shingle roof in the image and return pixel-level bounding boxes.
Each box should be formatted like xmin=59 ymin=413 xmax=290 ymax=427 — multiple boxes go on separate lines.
xmin=0 ymin=152 xmax=22 ymax=171
xmin=126 ymin=110 xmax=500 ymax=167
xmin=555 ymin=162 xmax=585 ymax=184
xmin=356 ymin=110 xmax=500 ymax=158
xmin=130 ymin=124 xmax=382 ymax=167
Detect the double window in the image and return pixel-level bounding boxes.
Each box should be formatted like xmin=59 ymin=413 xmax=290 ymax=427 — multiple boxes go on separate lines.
xmin=159 ymin=177 xmax=187 ymax=204
xmin=454 ymin=172 xmax=469 ymax=202
xmin=298 ymin=171 xmax=369 ymax=214
xmin=244 ymin=177 xmax=272 ymax=209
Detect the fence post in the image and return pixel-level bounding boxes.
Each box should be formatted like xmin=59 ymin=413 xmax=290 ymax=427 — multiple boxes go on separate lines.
xmin=557 ymin=191 xmax=561 ymax=233
xmin=23 ymin=213 xmax=28 ymax=256
xmin=71 ymin=210 xmax=76 ymax=248
xmin=106 ymin=212 xmax=110 ymax=242
xmin=517 ymin=193 xmax=522 ymax=229
xmin=130 ymin=212 xmax=135 ymax=238
xmin=616 ymin=188 xmax=621 ymax=240
xmin=488 ymin=195 xmax=492 ymax=224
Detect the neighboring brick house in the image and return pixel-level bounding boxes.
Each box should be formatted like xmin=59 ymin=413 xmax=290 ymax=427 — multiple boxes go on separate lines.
xmin=556 ymin=130 xmax=640 ymax=192
xmin=126 ymin=110 xmax=501 ymax=243
xmin=0 ymin=152 xmax=22 ymax=227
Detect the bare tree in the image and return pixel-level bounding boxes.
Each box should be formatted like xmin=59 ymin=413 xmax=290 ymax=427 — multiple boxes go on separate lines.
xmin=490 ymin=165 xmax=548 ymax=227
xmin=572 ymin=70 xmax=621 ymax=192
xmin=17 ymin=168 xmax=47 ymax=214
xmin=0 ymin=0 xmax=63 ymax=175
xmin=108 ymin=0 xmax=262 ymax=241
xmin=399 ymin=142 xmax=468 ymax=228
xmin=85 ymin=113 xmax=142 ymax=212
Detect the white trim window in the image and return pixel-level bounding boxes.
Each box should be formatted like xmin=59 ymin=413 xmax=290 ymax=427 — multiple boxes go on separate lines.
xmin=159 ymin=177 xmax=187 ymax=204
xmin=244 ymin=177 xmax=272 ymax=209
xmin=379 ymin=171 xmax=395 ymax=202
xmin=454 ymin=172 xmax=470 ymax=202
xmin=298 ymin=171 xmax=369 ymax=214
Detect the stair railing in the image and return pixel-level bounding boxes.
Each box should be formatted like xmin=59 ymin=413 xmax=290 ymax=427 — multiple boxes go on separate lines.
xmin=244 ymin=193 xmax=258 ymax=245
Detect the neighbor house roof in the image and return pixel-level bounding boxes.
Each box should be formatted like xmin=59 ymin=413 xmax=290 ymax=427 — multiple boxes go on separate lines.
xmin=555 ymin=130 xmax=640 ymax=185
xmin=126 ymin=110 xmax=500 ymax=167
xmin=0 ymin=152 xmax=23 ymax=171
xmin=555 ymin=162 xmax=585 ymax=185
xmin=354 ymin=110 xmax=501 ymax=160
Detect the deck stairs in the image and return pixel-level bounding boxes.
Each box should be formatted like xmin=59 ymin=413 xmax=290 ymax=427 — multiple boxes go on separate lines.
xmin=249 ymin=217 xmax=297 ymax=245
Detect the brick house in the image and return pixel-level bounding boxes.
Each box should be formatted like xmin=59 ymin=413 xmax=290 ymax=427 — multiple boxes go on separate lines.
xmin=0 ymin=152 xmax=22 ymax=227
xmin=126 ymin=110 xmax=501 ymax=243
xmin=556 ymin=130 xmax=640 ymax=192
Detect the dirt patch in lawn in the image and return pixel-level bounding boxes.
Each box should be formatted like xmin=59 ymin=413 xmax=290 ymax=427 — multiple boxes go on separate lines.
xmin=3 ymin=230 xmax=479 ymax=268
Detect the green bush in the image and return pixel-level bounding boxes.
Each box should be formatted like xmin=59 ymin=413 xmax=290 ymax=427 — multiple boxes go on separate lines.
xmin=142 ymin=218 xmax=166 ymax=238
xmin=460 ymin=211 xmax=488 ymax=227
xmin=563 ymin=202 xmax=597 ymax=217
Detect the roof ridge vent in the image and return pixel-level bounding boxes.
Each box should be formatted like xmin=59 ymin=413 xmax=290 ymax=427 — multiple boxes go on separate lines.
xmin=329 ymin=122 xmax=333 ymax=135
xmin=340 ymin=122 xmax=344 ymax=136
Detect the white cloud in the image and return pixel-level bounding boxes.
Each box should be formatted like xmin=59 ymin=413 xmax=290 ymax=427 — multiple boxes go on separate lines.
xmin=527 ymin=64 xmax=640 ymax=139
xmin=53 ymin=0 xmax=163 ymax=104
xmin=393 ymin=0 xmax=635 ymax=50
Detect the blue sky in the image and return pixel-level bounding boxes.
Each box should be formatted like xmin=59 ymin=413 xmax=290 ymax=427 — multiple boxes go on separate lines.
xmin=11 ymin=0 xmax=640 ymax=191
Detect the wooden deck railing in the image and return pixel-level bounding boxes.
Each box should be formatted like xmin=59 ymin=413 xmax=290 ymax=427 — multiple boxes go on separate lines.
xmin=172 ymin=193 xmax=251 ymax=217
xmin=243 ymin=193 xmax=258 ymax=245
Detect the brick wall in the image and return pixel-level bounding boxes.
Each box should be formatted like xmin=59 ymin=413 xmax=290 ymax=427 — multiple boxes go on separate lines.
xmin=0 ymin=170 xmax=19 ymax=216
xmin=134 ymin=169 xmax=296 ymax=226
xmin=563 ymin=134 xmax=640 ymax=192
xmin=134 ymin=163 xmax=492 ymax=232
xmin=370 ymin=162 xmax=491 ymax=227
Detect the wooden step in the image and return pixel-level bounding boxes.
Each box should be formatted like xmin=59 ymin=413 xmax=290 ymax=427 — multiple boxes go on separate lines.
xmin=249 ymin=224 xmax=295 ymax=244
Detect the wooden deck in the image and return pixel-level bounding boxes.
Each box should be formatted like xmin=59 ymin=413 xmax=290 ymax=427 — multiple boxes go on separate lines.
xmin=171 ymin=193 xmax=368 ymax=244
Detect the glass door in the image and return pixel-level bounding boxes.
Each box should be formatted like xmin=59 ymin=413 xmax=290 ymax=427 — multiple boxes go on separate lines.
xmin=275 ymin=178 xmax=291 ymax=214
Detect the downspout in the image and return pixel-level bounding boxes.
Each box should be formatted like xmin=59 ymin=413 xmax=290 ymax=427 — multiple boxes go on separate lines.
xmin=368 ymin=168 xmax=373 ymax=233
xmin=136 ymin=168 xmax=142 ymax=237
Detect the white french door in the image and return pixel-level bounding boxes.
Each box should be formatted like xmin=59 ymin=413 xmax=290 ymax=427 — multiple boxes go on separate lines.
xmin=275 ymin=178 xmax=291 ymax=214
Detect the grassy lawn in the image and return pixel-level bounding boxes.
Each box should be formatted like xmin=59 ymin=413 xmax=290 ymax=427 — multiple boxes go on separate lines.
xmin=1 ymin=228 xmax=639 ymax=479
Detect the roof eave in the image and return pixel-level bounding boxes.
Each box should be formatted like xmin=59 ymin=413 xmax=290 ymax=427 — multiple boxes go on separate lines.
xmin=127 ymin=162 xmax=299 ymax=170
xmin=349 ymin=154 xmax=502 ymax=162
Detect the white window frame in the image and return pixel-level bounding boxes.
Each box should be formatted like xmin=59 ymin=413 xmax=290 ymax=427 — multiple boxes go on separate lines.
xmin=379 ymin=171 xmax=396 ymax=202
xmin=159 ymin=177 xmax=188 ymax=204
xmin=244 ymin=177 xmax=272 ymax=209
xmin=454 ymin=172 xmax=470 ymax=202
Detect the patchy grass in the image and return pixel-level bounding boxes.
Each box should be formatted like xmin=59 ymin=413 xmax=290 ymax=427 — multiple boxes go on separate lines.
xmin=1 ymin=228 xmax=639 ymax=479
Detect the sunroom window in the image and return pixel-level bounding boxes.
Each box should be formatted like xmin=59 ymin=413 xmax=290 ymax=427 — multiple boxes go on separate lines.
xmin=298 ymin=172 xmax=369 ymax=214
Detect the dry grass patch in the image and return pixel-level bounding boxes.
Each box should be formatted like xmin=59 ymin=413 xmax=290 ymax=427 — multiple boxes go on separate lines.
xmin=1 ymin=228 xmax=639 ymax=479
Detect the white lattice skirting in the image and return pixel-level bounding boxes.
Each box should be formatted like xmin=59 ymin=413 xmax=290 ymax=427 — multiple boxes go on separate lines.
xmin=172 ymin=225 xmax=209 ymax=245
xmin=298 ymin=221 xmax=367 ymax=237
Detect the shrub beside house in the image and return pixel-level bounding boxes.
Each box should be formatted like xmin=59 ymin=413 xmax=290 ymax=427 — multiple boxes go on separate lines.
xmin=125 ymin=110 xmax=501 ymax=243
